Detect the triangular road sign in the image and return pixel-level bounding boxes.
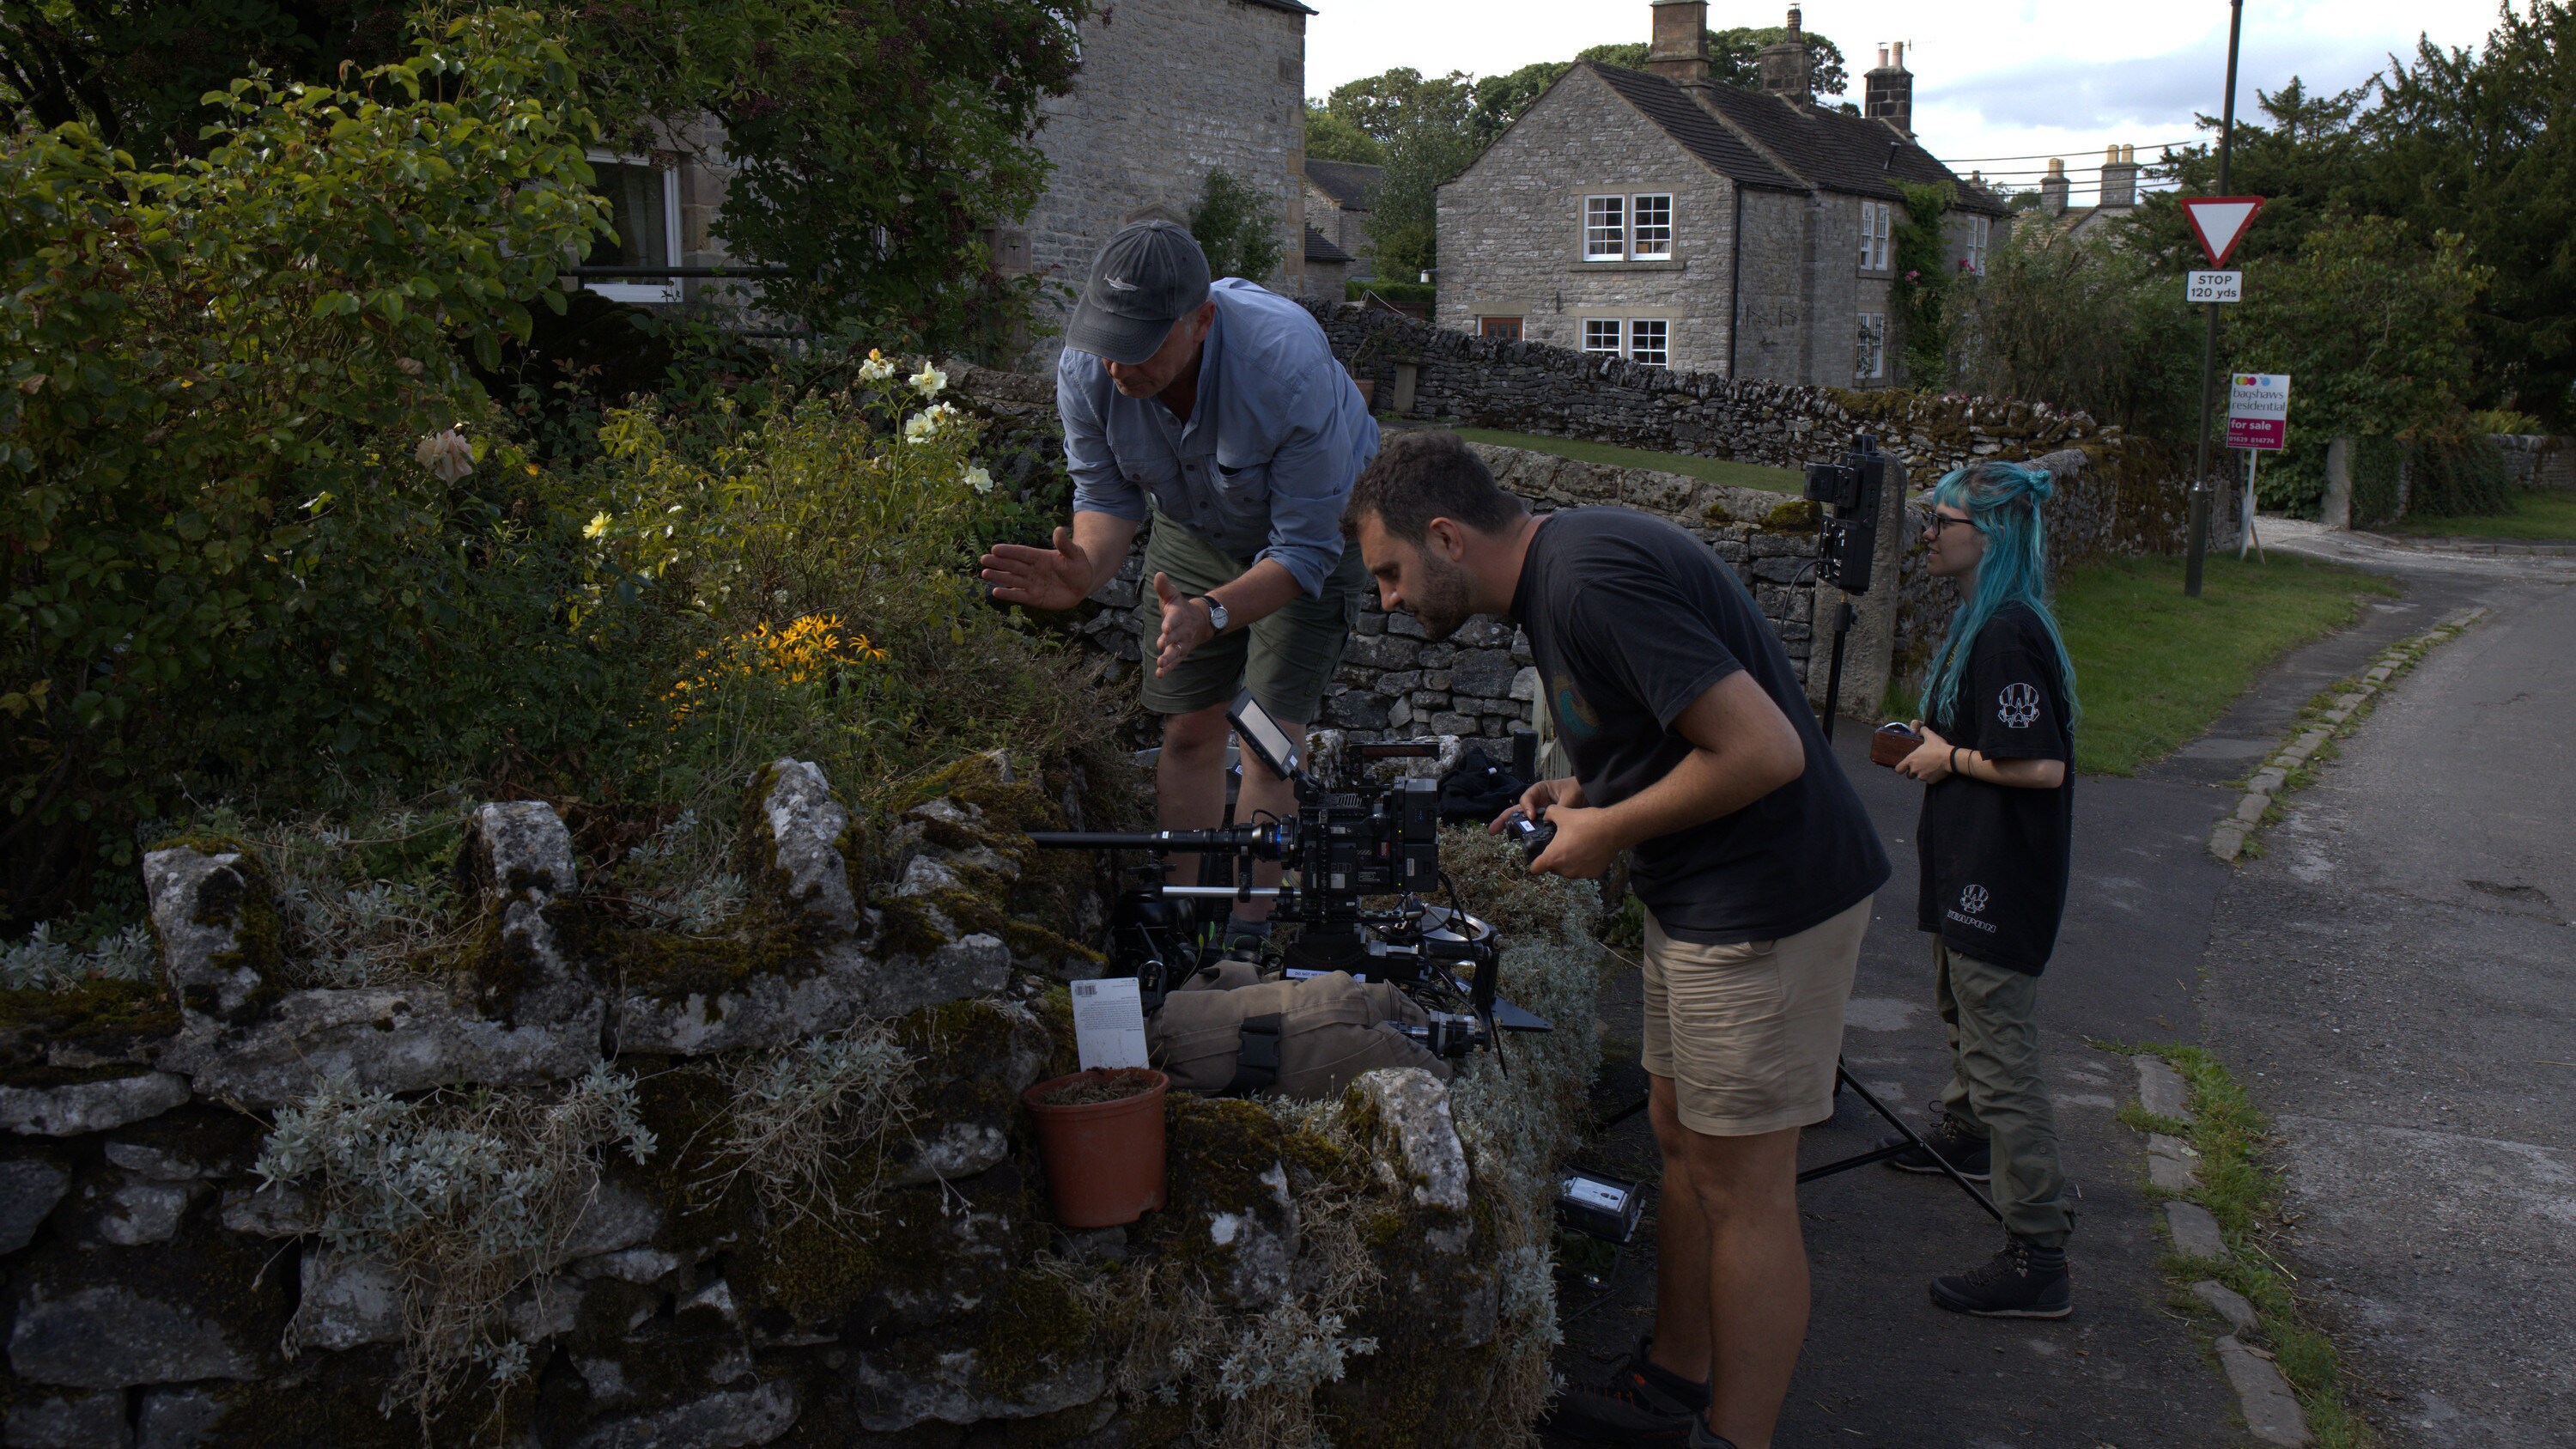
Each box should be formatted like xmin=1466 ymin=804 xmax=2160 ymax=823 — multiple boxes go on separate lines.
xmin=2181 ymin=196 xmax=2265 ymax=269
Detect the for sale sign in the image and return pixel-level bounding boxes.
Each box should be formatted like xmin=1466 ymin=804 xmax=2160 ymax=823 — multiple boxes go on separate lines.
xmin=2227 ymin=373 xmax=2290 ymax=451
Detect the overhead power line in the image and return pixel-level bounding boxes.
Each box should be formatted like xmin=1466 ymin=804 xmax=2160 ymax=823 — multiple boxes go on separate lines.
xmin=1935 ymin=140 xmax=2200 ymax=163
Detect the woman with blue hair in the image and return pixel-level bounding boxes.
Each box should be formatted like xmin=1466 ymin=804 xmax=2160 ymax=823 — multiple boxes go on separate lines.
xmin=1886 ymin=458 xmax=2081 ymax=1319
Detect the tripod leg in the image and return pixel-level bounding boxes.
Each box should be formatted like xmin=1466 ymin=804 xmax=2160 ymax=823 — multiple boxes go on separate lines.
xmin=1795 ymin=1061 xmax=2001 ymax=1222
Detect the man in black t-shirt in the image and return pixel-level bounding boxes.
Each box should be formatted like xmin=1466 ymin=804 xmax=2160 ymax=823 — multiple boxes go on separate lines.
xmin=1344 ymin=432 xmax=1889 ymax=1449
xmin=1887 ymin=472 xmax=2080 ymax=1320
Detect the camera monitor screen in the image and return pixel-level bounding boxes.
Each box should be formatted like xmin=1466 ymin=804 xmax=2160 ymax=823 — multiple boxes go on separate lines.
xmin=1227 ymin=688 xmax=1303 ymax=781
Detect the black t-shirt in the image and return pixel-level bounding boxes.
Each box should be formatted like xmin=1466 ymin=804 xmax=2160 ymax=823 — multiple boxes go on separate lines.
xmin=1510 ymin=508 xmax=1890 ymax=944
xmin=1915 ymin=602 xmax=2076 ymax=973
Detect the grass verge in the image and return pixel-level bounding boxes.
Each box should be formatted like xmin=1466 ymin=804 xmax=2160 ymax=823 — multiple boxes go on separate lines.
xmin=2122 ymin=1044 xmax=2377 ymax=1448
xmin=2379 ymin=486 xmax=2576 ymax=541
xmin=1448 ymin=427 xmax=1804 ymax=494
xmin=2055 ymin=553 xmax=2403 ymax=776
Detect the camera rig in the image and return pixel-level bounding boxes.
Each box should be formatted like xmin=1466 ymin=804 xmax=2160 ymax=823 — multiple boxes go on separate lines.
xmin=1028 ymin=690 xmax=1552 ymax=1062
xmin=1800 ymin=430 xmax=1902 ymax=740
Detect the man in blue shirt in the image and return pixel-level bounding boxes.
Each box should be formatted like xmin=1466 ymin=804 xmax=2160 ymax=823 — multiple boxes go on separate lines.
xmin=979 ymin=222 xmax=1377 ymax=934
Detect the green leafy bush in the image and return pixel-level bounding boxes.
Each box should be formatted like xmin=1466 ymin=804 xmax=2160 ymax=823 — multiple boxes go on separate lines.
xmin=0 ymin=9 xmax=607 ymax=908
xmin=1191 ymin=169 xmax=1286 ymax=284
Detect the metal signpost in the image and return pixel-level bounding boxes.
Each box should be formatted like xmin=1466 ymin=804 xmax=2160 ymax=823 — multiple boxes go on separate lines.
xmin=2183 ymin=0 xmax=2253 ymax=600
xmin=2227 ymin=373 xmax=2290 ymax=557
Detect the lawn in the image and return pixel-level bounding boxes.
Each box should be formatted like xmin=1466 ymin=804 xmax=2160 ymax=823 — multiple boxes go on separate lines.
xmin=2053 ymin=553 xmax=2403 ymax=776
xmin=1447 ymin=426 xmax=1805 ymax=494
xmin=2380 ymin=487 xmax=2576 ymax=541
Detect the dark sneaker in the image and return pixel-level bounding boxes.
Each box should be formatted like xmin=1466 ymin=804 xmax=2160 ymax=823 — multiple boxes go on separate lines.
xmin=1880 ymin=1117 xmax=1992 ymax=1181
xmin=1686 ymin=1420 xmax=1742 ymax=1449
xmin=1931 ymin=1239 xmax=2075 ymax=1318
xmin=1540 ymin=1335 xmax=1708 ymax=1445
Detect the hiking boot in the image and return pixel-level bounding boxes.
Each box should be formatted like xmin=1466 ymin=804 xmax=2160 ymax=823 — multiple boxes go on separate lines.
xmin=1686 ymin=1421 xmax=1742 ymax=1449
xmin=1880 ymin=1117 xmax=1991 ymax=1181
xmin=1540 ymin=1335 xmax=1708 ymax=1445
xmin=1930 ymin=1238 xmax=2075 ymax=1318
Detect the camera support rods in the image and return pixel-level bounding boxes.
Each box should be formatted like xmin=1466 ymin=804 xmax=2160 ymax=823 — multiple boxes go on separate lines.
xmin=1819 ymin=600 xmax=1858 ymax=742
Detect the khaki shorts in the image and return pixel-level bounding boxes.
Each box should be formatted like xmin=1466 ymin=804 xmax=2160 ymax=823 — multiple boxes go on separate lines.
xmin=1641 ymin=897 xmax=1871 ymax=1136
xmin=1136 ymin=510 xmax=1364 ymax=722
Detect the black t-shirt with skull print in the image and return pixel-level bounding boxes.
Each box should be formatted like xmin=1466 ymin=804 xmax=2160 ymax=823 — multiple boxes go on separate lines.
xmin=1915 ymin=602 xmax=2075 ymax=974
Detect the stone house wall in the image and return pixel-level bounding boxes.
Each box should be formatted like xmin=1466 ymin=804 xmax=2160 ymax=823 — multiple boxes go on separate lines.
xmin=1434 ymin=66 xmax=1740 ymax=372
xmin=1013 ymin=0 xmax=1311 ymax=368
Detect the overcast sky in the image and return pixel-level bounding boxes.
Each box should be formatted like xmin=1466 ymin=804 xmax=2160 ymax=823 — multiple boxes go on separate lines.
xmin=1307 ymin=1 xmax=2512 ymax=202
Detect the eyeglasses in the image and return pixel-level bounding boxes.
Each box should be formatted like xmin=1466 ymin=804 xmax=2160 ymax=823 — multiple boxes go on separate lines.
xmin=1926 ymin=513 xmax=1981 ymax=536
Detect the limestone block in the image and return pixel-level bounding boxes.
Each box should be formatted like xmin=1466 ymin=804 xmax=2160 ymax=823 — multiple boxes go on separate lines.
xmin=563 ymin=1176 xmax=663 ymax=1259
xmin=617 ymin=935 xmax=1008 ymax=1057
xmin=1343 ymin=634 xmax=1421 ymax=670
xmin=842 ymin=1336 xmax=1105 ymax=1434
xmin=570 ymin=1377 xmax=801 ymax=1449
xmin=2148 ymin=1154 xmax=2198 ymax=1194
xmin=2216 ymin=1335 xmax=2312 ymax=1446
xmin=289 ymin=1248 xmax=403 ymax=1352
xmin=1352 ymin=1068 xmax=1471 ymax=1215
xmin=2136 ymin=1057 xmax=2192 ymax=1123
xmin=1510 ymin=666 xmax=1540 ymax=703
xmin=216 ymin=1183 xmax=317 ymax=1239
xmin=2192 ymin=1278 xmax=2259 ymax=1335
xmin=2165 ymin=1200 xmax=2226 ymax=1261
xmin=143 ymin=847 xmax=272 ymax=1019
xmin=4 ymin=1391 xmax=130 ymax=1449
xmin=85 ymin=1174 xmax=196 ymax=1247
xmin=754 ymin=760 xmax=862 ymax=936
xmin=133 ymin=1389 xmax=223 ymax=1449
xmin=464 ymin=801 xmax=580 ymax=987
xmin=0 ymin=1073 xmax=191 ymax=1138
xmin=0 ymin=1157 xmax=71 ymax=1253
xmin=1383 ymin=610 xmax=1428 ymax=640
xmin=1417 ymin=643 xmax=1458 ymax=669
xmin=100 ymin=1142 xmax=203 ymax=1183
xmin=1329 ymin=691 xmax=1392 ymax=731
xmin=1449 ymin=649 xmax=1518 ymax=700
xmin=1371 ymin=670 xmax=1423 ymax=697
xmin=161 ymin=988 xmax=604 ymax=1109
xmin=9 ymin=1281 xmax=264 ymax=1389
xmin=893 ymin=1122 xmax=1011 ymax=1186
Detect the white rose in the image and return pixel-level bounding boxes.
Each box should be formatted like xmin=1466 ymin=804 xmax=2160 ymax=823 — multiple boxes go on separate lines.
xmin=964 ymin=465 xmax=993 ymax=496
xmin=858 ymin=355 xmax=895 ymax=382
xmin=415 ymin=429 xmax=475 ymax=483
xmin=911 ymin=364 xmax=947 ymax=399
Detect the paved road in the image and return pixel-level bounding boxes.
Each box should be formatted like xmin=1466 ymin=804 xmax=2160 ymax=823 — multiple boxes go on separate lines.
xmin=1548 ymin=534 xmax=2567 ymax=1447
xmin=2197 ymin=573 xmax=2576 ymax=1446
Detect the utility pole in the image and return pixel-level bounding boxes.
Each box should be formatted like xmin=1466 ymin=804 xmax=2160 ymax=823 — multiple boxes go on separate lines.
xmin=2185 ymin=0 xmax=2246 ymax=599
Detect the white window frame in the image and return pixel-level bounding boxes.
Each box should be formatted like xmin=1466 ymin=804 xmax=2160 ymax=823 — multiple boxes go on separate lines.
xmin=1859 ymin=200 xmax=1899 ymax=272
xmin=584 ymin=151 xmax=684 ymax=304
xmin=1582 ymin=319 xmax=1625 ymax=355
xmin=1627 ymin=318 xmax=1669 ymax=367
xmin=1583 ymin=195 xmax=1626 ymax=260
xmin=1855 ymin=312 xmax=1887 ymax=381
xmin=1965 ymin=215 xmax=1991 ymax=275
xmin=1630 ymin=193 xmax=1674 ymax=260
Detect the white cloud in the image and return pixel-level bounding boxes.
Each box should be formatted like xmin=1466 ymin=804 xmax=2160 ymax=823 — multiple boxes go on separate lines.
xmin=1306 ymin=0 xmax=2505 ymax=180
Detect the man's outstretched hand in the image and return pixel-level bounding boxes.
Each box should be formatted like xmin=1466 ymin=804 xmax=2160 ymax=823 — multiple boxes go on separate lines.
xmin=979 ymin=527 xmax=1094 ymax=612
xmin=1152 ymin=572 xmax=1216 ymax=678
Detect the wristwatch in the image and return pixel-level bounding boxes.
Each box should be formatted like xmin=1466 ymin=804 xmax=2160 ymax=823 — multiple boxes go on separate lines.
xmin=1202 ymin=597 xmax=1230 ymax=634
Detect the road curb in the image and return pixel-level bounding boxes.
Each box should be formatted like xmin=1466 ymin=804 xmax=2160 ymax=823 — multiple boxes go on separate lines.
xmin=2208 ymin=607 xmax=2488 ymax=861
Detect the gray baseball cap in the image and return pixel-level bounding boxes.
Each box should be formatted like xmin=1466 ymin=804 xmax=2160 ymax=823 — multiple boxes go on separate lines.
xmin=1065 ymin=221 xmax=1213 ymax=366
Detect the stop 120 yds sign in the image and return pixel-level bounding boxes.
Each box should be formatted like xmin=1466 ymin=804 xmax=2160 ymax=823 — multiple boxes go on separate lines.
xmin=2227 ymin=374 xmax=2291 ymax=451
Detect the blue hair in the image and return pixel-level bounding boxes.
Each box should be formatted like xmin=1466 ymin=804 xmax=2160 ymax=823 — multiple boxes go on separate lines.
xmin=1917 ymin=460 xmax=2081 ymax=733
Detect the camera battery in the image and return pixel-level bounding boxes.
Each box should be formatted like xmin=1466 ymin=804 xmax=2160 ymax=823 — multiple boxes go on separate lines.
xmin=1555 ymin=1171 xmax=1644 ymax=1245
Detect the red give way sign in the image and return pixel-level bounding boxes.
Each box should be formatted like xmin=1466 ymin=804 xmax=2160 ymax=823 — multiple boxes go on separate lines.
xmin=2181 ymin=197 xmax=2265 ymax=269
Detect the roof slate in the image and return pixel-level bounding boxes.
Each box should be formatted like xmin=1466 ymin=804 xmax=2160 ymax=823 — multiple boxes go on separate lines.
xmin=1585 ymin=64 xmax=1806 ymax=194
xmin=1585 ymin=62 xmax=2007 ymax=216
xmin=1304 ymin=159 xmax=1383 ymax=210
xmin=1303 ymin=224 xmax=1353 ymax=265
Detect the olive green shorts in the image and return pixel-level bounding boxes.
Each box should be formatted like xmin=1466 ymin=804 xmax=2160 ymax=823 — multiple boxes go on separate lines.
xmin=1136 ymin=514 xmax=1364 ymax=723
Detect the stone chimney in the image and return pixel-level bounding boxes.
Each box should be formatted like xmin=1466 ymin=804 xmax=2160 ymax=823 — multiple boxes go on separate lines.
xmin=1648 ymin=0 xmax=1712 ymax=88
xmin=2101 ymin=143 xmax=2139 ymax=209
xmin=1757 ymin=8 xmax=1813 ymax=105
xmin=2039 ymin=157 xmax=2069 ymax=215
xmin=1864 ymin=40 xmax=1914 ymax=136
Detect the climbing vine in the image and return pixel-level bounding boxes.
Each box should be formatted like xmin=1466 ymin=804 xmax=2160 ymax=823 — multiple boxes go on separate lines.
xmin=1892 ymin=180 xmax=1959 ymax=390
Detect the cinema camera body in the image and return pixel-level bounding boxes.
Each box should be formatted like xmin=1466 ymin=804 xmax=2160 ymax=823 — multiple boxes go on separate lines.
xmin=1028 ymin=690 xmax=1552 ymax=1062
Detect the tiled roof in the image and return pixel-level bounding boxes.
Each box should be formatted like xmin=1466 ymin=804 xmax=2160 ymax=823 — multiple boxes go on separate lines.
xmin=1584 ymin=63 xmax=1807 ymax=194
xmin=1242 ymin=0 xmax=1315 ymax=12
xmin=1304 ymin=159 xmax=1383 ymax=210
xmin=1681 ymin=75 xmax=2010 ymax=216
xmin=1304 ymin=224 xmax=1353 ymax=265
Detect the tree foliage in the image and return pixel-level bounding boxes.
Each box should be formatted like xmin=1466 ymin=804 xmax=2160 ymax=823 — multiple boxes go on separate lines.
xmin=1190 ymin=169 xmax=1285 ymax=284
xmin=1303 ymin=106 xmax=1383 ymax=166
xmin=1575 ymin=25 xmax=1850 ymax=102
xmin=1890 ymin=180 xmax=1956 ymax=389
xmin=1950 ymin=222 xmax=2204 ymax=440
xmin=0 ymin=9 xmax=607 ymax=909
xmin=0 ymin=0 xmax=1095 ymax=350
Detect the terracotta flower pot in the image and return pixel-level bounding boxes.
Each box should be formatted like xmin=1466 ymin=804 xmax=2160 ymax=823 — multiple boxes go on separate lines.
xmin=1022 ymin=1068 xmax=1169 ymax=1228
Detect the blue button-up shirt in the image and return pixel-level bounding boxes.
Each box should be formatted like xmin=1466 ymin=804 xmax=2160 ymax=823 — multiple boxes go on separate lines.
xmin=1059 ymin=279 xmax=1379 ymax=596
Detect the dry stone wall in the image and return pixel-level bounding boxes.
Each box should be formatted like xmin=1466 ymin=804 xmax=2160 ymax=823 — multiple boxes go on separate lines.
xmin=0 ymin=757 xmax=1579 ymax=1449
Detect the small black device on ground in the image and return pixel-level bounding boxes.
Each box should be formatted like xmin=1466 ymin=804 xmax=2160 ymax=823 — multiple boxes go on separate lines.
xmin=1026 ymin=690 xmax=1554 ymax=1064
xmin=1555 ymin=1169 xmax=1645 ymax=1245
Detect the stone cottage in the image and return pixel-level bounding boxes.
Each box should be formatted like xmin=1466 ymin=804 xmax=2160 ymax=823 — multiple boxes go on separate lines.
xmin=1303 ymin=157 xmax=1384 ymax=284
xmin=1007 ymin=0 xmax=1318 ymax=363
xmin=1304 ymin=223 xmax=1358 ymax=300
xmin=1435 ymin=2 xmax=2008 ymax=388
